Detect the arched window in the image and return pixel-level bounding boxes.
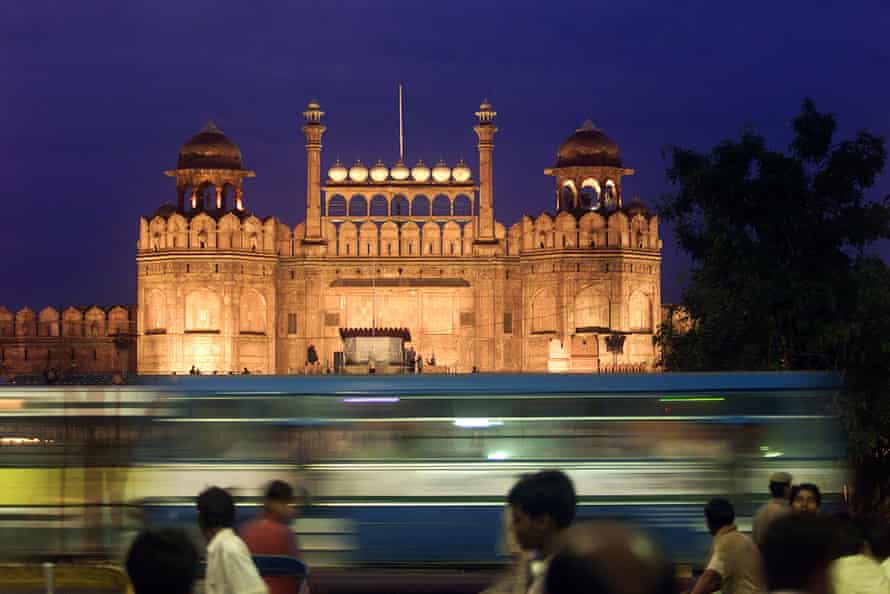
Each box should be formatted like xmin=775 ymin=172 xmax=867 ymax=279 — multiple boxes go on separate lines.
xmin=432 ymin=195 xmax=451 ymax=216
xmin=575 ymin=287 xmax=610 ymax=329
xmin=186 ymin=289 xmax=221 ymax=331
xmin=338 ymin=221 xmax=358 ymax=257
xmin=629 ymin=292 xmax=651 ymax=331
xmin=370 ymin=195 xmax=388 ymax=217
xmin=327 ymin=195 xmax=347 ymax=217
xmin=348 ymin=195 xmax=368 ymax=217
xmin=422 ymin=222 xmax=440 ymax=255
xmin=560 ymin=183 xmax=576 ymax=210
xmin=85 ymin=307 xmax=106 ymax=337
xmin=392 ymin=195 xmax=409 ymax=216
xmin=453 ymin=195 xmax=472 ymax=216
xmin=412 ymin=195 xmax=430 ymax=216
xmin=401 ymin=222 xmax=419 ymax=256
xmin=222 ymin=184 xmax=236 ymax=210
xmin=603 ymin=180 xmax=617 ymax=210
xmin=197 ymin=182 xmax=216 ymax=210
xmin=580 ymin=179 xmax=600 ymax=210
xmin=240 ymin=290 xmax=267 ymax=334
xmin=531 ymin=289 xmax=558 ymax=333
xmin=181 ymin=184 xmax=195 ymax=210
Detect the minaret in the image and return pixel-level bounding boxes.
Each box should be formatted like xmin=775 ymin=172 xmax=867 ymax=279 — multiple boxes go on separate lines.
xmin=302 ymin=100 xmax=326 ymax=242
xmin=474 ymin=99 xmax=497 ymax=242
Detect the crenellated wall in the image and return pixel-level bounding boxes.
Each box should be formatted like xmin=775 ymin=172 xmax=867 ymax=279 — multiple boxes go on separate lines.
xmin=0 ymin=305 xmax=136 ymax=376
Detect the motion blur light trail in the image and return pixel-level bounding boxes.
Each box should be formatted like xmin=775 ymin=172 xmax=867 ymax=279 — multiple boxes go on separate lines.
xmin=0 ymin=372 xmax=845 ymax=568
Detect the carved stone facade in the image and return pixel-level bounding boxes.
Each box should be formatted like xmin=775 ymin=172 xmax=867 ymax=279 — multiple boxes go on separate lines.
xmin=0 ymin=305 xmax=136 ymax=376
xmin=137 ymin=103 xmax=662 ymax=374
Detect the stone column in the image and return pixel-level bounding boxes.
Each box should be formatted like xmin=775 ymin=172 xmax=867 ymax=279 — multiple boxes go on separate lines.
xmin=301 ymin=101 xmax=326 ymax=242
xmin=473 ymin=100 xmax=497 ymax=242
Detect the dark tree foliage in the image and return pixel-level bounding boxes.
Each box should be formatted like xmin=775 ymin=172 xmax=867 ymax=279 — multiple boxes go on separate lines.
xmin=656 ymin=100 xmax=890 ymax=512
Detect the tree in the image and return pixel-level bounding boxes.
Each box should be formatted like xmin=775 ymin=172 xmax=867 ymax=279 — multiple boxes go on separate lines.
xmin=656 ymin=100 xmax=890 ymax=511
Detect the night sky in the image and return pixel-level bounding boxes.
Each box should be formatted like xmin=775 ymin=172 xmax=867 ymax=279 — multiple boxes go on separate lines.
xmin=3 ymin=0 xmax=889 ymax=309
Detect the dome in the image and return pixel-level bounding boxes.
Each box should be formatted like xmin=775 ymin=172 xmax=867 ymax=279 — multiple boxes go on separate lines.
xmin=624 ymin=199 xmax=651 ymax=218
xmin=390 ymin=160 xmax=410 ymax=181
xmin=555 ymin=120 xmax=622 ymax=168
xmin=348 ymin=160 xmax=369 ymax=183
xmin=431 ymin=160 xmax=451 ymax=183
xmin=411 ymin=160 xmax=430 ymax=182
xmin=152 ymin=202 xmax=177 ymax=218
xmin=370 ymin=159 xmax=389 ymax=182
xmin=177 ymin=121 xmax=244 ymax=170
xmin=328 ymin=159 xmax=348 ymax=182
xmin=452 ymin=158 xmax=471 ymax=183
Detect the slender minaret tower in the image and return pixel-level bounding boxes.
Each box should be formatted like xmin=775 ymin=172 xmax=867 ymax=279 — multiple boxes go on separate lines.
xmin=302 ymin=100 xmax=326 ymax=242
xmin=474 ymin=99 xmax=497 ymax=241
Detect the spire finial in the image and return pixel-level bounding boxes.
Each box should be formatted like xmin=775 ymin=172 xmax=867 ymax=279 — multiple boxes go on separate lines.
xmin=475 ymin=99 xmax=496 ymax=123
xmin=398 ymin=83 xmax=406 ymax=161
xmin=577 ymin=119 xmax=597 ymax=132
xmin=303 ymin=100 xmax=324 ymax=123
xmin=201 ymin=120 xmax=220 ymax=133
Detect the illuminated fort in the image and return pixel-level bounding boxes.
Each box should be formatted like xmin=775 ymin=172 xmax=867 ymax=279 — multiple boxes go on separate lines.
xmin=135 ymin=98 xmax=662 ymax=374
xmin=0 ymin=98 xmax=662 ymax=376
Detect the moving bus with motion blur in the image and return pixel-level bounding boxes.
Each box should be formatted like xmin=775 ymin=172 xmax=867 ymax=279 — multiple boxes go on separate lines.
xmin=0 ymin=372 xmax=846 ymax=568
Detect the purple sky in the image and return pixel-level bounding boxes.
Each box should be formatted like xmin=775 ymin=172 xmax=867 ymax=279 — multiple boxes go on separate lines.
xmin=2 ymin=0 xmax=889 ymax=309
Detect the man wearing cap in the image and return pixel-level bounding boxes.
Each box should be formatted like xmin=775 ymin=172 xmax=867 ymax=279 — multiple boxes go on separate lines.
xmin=752 ymin=472 xmax=792 ymax=547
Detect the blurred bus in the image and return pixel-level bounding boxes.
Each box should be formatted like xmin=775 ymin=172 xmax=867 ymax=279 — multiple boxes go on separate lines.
xmin=0 ymin=372 xmax=845 ymax=566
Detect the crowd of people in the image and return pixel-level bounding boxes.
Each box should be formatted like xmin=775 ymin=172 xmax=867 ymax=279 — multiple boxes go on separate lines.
xmin=127 ymin=481 xmax=303 ymax=594
xmin=122 ymin=471 xmax=890 ymax=594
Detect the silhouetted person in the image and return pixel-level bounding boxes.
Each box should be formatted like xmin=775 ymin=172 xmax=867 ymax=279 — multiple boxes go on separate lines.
xmin=306 ymin=344 xmax=319 ymax=374
xmin=689 ymin=498 xmax=765 ymax=594
xmin=545 ymin=521 xmax=673 ymax=594
xmin=243 ymin=367 xmax=250 ymax=375
xmin=761 ymin=513 xmax=834 ymax=594
xmin=126 ymin=528 xmax=198 ymax=594
xmin=753 ymin=472 xmax=792 ymax=546
xmin=197 ymin=486 xmax=267 ymax=594
xmin=242 ymin=481 xmax=304 ymax=594
xmin=406 ymin=347 xmax=416 ymax=373
xmin=190 ymin=365 xmax=196 ymax=375
xmin=866 ymin=517 xmax=890 ymax=579
xmin=828 ymin=513 xmax=890 ymax=594
xmin=484 ymin=470 xmax=576 ymax=594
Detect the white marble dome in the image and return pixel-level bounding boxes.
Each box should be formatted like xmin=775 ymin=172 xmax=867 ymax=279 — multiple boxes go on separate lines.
xmin=370 ymin=159 xmax=389 ymax=182
xmin=431 ymin=159 xmax=451 ymax=183
xmin=390 ymin=160 xmax=410 ymax=181
xmin=411 ymin=160 xmax=430 ymax=182
xmin=328 ymin=159 xmax=348 ymax=183
xmin=452 ymin=158 xmax=471 ymax=183
xmin=348 ymin=160 xmax=369 ymax=183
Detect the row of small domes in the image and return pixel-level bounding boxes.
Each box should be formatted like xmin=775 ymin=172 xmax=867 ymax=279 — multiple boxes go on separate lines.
xmin=328 ymin=159 xmax=472 ymax=184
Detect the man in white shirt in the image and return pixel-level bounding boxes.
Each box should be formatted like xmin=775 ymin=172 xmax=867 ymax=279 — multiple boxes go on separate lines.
xmin=689 ymin=498 xmax=766 ymax=594
xmin=829 ymin=513 xmax=890 ymax=594
xmin=198 ymin=486 xmax=268 ymax=594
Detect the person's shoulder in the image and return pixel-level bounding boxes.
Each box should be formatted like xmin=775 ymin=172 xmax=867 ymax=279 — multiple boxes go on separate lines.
xmin=717 ymin=529 xmax=755 ymax=552
xmin=220 ymin=529 xmax=253 ymax=555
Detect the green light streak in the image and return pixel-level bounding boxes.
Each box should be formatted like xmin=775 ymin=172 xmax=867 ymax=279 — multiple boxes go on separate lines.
xmin=658 ymin=397 xmax=725 ymax=402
